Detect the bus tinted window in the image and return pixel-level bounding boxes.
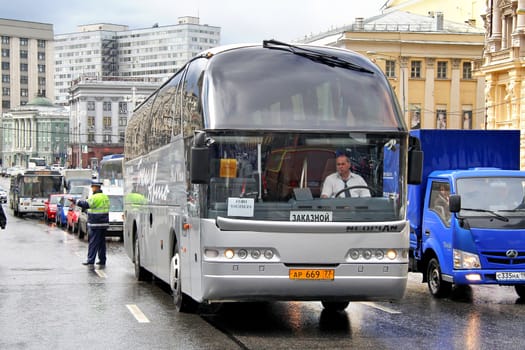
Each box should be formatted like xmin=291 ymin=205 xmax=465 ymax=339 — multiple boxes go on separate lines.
xmin=205 ymin=47 xmax=401 ymax=130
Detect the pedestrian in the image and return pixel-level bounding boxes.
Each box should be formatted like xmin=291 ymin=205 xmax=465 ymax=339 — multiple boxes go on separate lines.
xmin=0 ymin=204 xmax=6 ymax=229
xmin=70 ymin=181 xmax=110 ymax=268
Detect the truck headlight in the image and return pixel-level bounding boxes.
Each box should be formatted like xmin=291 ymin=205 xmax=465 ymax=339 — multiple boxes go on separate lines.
xmin=453 ymin=249 xmax=481 ymax=269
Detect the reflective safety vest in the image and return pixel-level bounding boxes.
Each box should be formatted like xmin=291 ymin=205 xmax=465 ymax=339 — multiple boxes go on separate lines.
xmin=86 ymin=192 xmax=110 ymax=227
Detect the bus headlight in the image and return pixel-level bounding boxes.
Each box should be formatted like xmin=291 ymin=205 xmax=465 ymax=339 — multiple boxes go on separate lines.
xmin=453 ymin=249 xmax=481 ymax=269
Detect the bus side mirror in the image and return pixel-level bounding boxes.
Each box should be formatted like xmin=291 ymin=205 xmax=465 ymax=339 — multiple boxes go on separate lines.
xmin=190 ymin=131 xmax=212 ymax=184
xmin=407 ymin=136 xmax=423 ymax=185
xmin=449 ymin=195 xmax=461 ymax=213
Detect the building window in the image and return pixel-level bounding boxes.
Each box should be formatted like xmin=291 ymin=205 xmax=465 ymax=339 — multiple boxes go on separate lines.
xmin=20 ymin=75 xmax=28 ymax=84
xmin=21 ymin=89 xmax=28 ymax=97
xmin=38 ymin=52 xmax=45 ymax=60
xmin=1 ymin=48 xmax=9 ymax=57
xmin=88 ymin=133 xmax=95 ymax=142
xmin=436 ymin=108 xmax=447 ymax=129
xmin=38 ymin=64 xmax=45 ymax=73
xmin=38 ymin=40 xmax=45 ymax=48
xmin=2 ymin=87 xmax=10 ymax=96
xmin=385 ymin=60 xmax=396 ymax=78
xmin=20 ymin=50 xmax=28 ymax=59
xmin=20 ymin=38 xmax=28 ymax=46
xmin=103 ymin=134 xmax=112 ymax=142
xmin=119 ymin=116 xmax=127 ymax=127
xmin=410 ymin=61 xmax=421 ymax=78
xmin=2 ymin=62 xmax=9 ymax=70
xmin=20 ymin=63 xmax=28 ymax=72
xmin=103 ymin=116 xmax=112 ymax=128
xmin=2 ymin=74 xmax=9 ymax=83
xmin=37 ymin=89 xmax=46 ymax=97
xmin=103 ymin=101 xmax=112 ymax=111
xmin=118 ymin=102 xmax=127 ymax=114
xmin=409 ymin=104 xmax=421 ymax=129
xmin=38 ymin=77 xmax=46 ymax=86
xmin=437 ymin=61 xmax=447 ymax=79
xmin=462 ymin=62 xmax=472 ymax=79
xmin=462 ymin=109 xmax=472 ymax=129
xmin=2 ymin=100 xmax=10 ymax=109
xmin=87 ymin=101 xmax=95 ymax=111
xmin=87 ymin=116 xmax=95 ymax=127
xmin=119 ymin=131 xmax=125 ymax=143
xmin=1 ymin=36 xmax=9 ymax=45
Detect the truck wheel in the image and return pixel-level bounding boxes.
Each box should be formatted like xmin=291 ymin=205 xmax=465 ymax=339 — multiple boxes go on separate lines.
xmin=170 ymin=241 xmax=197 ymax=313
xmin=515 ymin=285 xmax=525 ymax=298
xmin=321 ymin=301 xmax=350 ymax=311
xmin=134 ymin=234 xmax=151 ymax=282
xmin=427 ymin=257 xmax=452 ymax=298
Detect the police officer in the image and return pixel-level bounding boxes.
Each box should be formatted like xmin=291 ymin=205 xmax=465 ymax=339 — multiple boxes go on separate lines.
xmin=70 ymin=180 xmax=110 ymax=268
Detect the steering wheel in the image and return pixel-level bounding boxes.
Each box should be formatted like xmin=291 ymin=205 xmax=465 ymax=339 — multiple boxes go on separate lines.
xmin=334 ymin=185 xmax=372 ymax=198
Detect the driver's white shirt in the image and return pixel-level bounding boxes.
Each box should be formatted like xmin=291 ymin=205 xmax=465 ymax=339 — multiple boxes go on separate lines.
xmin=321 ymin=172 xmax=371 ymax=198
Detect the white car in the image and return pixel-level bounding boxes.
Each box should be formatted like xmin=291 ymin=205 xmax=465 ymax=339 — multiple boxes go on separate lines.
xmin=0 ymin=187 xmax=7 ymax=203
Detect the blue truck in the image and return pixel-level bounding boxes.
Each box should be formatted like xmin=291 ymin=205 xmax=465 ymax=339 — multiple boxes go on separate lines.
xmin=408 ymin=129 xmax=525 ymax=298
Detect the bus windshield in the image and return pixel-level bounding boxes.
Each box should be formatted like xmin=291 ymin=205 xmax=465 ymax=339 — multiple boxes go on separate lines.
xmin=204 ymin=131 xmax=403 ymax=222
xmin=205 ymin=46 xmax=401 ymax=131
xmin=20 ymin=175 xmax=63 ymax=198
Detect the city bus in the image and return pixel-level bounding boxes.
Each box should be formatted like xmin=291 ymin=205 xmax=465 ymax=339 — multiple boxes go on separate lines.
xmin=99 ymin=154 xmax=124 ymax=188
xmin=11 ymin=169 xmax=64 ymax=216
xmin=123 ymin=40 xmax=422 ymax=313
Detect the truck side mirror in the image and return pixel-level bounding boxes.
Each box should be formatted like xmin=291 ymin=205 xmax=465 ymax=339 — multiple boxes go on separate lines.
xmin=449 ymin=194 xmax=461 ymax=213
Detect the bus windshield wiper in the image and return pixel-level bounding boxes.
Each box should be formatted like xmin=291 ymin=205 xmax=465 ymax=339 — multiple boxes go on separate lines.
xmin=461 ymin=208 xmax=509 ymax=222
xmin=263 ymin=39 xmax=374 ymax=74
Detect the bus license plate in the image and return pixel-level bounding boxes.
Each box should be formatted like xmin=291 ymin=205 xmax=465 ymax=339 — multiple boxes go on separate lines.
xmin=496 ymin=272 xmax=525 ymax=281
xmin=289 ymin=269 xmax=334 ymax=280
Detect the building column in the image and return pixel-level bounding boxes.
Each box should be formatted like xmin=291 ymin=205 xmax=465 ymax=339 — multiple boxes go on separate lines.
xmin=518 ymin=0 xmax=525 ymax=31
xmin=489 ymin=4 xmax=502 ymax=51
xmin=485 ymin=75 xmax=495 ymax=129
xmin=423 ymin=58 xmax=435 ymax=128
xmin=449 ymin=59 xmax=461 ymax=128
xmin=399 ymin=56 xmax=409 ymax=122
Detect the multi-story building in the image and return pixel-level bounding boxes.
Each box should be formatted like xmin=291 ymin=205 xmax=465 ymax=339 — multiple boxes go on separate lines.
xmin=480 ymin=0 xmax=525 ymax=169
xmin=300 ymin=11 xmax=485 ymax=130
xmin=54 ymin=16 xmax=221 ymax=106
xmin=0 ymin=19 xmax=55 ymax=116
xmin=2 ymin=97 xmax=69 ymax=168
xmin=68 ymin=76 xmax=158 ymax=168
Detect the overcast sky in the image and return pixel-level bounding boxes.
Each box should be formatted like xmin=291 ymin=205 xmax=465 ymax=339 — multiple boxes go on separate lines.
xmin=3 ymin=0 xmax=388 ymax=44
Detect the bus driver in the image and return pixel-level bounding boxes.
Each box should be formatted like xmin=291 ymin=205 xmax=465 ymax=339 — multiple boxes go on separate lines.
xmin=321 ymin=154 xmax=371 ymax=198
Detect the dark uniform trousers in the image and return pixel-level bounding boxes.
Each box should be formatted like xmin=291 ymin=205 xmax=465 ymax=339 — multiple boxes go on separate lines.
xmin=87 ymin=226 xmax=107 ymax=264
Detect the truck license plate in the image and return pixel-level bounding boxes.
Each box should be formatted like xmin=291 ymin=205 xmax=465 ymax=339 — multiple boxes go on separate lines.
xmin=289 ymin=269 xmax=334 ymax=280
xmin=496 ymin=272 xmax=525 ymax=281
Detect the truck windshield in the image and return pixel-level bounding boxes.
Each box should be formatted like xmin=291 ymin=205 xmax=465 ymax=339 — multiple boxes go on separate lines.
xmin=457 ymin=177 xmax=525 ymax=215
xmin=203 ymin=131 xmax=405 ymax=222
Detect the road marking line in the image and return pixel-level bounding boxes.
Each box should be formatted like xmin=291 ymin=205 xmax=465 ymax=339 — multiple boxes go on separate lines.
xmin=126 ymin=304 xmax=150 ymax=323
xmin=359 ymin=302 xmax=401 ymax=314
xmin=95 ymin=269 xmax=107 ymax=278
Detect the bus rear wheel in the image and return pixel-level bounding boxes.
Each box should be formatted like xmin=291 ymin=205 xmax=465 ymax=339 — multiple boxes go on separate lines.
xmin=427 ymin=257 xmax=452 ymax=298
xmin=170 ymin=241 xmax=197 ymax=313
xmin=134 ymin=234 xmax=151 ymax=281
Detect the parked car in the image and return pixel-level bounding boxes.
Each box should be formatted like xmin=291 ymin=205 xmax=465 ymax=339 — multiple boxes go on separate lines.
xmin=44 ymin=194 xmax=63 ymax=224
xmin=55 ymin=195 xmax=80 ymax=228
xmin=0 ymin=186 xmax=8 ymax=203
xmin=66 ymin=205 xmax=82 ymax=233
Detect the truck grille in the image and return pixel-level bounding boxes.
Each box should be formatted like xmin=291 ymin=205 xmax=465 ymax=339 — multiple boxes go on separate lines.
xmin=481 ymin=251 xmax=525 ymax=265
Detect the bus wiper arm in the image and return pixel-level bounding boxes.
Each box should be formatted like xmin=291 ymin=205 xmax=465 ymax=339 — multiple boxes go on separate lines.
xmin=461 ymin=208 xmax=509 ymax=222
xmin=263 ymin=39 xmax=374 ymax=74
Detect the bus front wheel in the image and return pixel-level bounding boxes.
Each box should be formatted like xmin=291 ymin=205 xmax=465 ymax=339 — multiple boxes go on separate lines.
xmin=321 ymin=301 xmax=349 ymax=312
xmin=170 ymin=241 xmax=197 ymax=313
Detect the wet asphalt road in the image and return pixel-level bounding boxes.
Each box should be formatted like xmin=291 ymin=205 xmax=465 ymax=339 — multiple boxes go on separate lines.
xmin=1 ymin=180 xmax=525 ymax=349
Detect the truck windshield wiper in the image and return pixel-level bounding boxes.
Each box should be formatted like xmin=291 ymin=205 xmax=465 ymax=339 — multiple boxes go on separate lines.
xmin=461 ymin=208 xmax=509 ymax=222
xmin=263 ymin=39 xmax=374 ymax=74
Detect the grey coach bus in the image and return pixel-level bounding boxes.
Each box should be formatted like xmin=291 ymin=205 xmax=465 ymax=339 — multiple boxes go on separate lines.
xmin=123 ymin=40 xmax=422 ymax=313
